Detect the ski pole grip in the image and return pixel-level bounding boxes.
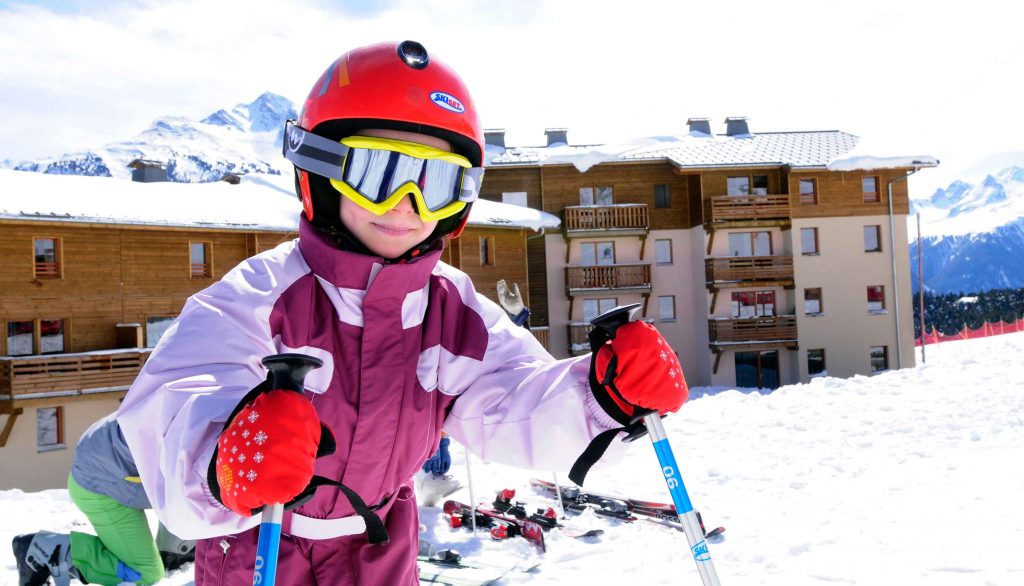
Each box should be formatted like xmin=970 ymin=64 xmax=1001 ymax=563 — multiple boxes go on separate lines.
xmin=261 ymin=353 xmax=323 ymax=394
xmin=588 ymin=303 xmax=642 ymax=339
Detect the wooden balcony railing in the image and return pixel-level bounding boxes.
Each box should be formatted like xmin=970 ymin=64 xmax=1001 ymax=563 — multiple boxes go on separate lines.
xmin=708 ymin=316 xmax=798 ymax=345
xmin=191 ymin=263 xmax=211 ymax=278
xmin=563 ymin=204 xmax=649 ymax=233
xmin=706 ymin=194 xmax=790 ymax=223
xmin=34 ymin=261 xmax=61 ymax=278
xmin=530 ymin=327 xmax=550 ymax=352
xmin=0 ymin=350 xmax=150 ymax=399
xmin=565 ymin=264 xmax=651 ymax=294
xmin=705 ymin=255 xmax=794 ymax=285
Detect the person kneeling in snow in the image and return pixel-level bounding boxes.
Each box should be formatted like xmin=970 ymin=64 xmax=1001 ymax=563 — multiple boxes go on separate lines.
xmin=117 ymin=40 xmax=688 ymax=585
xmin=12 ymin=413 xmax=195 ymax=586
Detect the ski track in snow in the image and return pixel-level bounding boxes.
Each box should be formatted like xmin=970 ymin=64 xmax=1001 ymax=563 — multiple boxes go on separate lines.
xmin=2 ymin=333 xmax=1023 ymax=585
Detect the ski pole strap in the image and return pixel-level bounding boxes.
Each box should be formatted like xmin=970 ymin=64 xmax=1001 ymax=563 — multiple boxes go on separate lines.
xmin=293 ymin=476 xmax=390 ymax=545
xmin=569 ymin=328 xmax=648 ymax=486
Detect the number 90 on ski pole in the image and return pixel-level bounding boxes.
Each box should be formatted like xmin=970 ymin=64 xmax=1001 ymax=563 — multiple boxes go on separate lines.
xmin=590 ymin=304 xmax=722 ymax=586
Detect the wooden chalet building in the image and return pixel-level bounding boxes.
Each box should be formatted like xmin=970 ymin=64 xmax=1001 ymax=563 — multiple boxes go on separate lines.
xmin=481 ymin=119 xmax=936 ymax=390
xmin=0 ymin=169 xmax=556 ymax=491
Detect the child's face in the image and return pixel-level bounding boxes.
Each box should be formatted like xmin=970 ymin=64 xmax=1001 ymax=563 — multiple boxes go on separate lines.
xmin=338 ymin=129 xmax=445 ymax=259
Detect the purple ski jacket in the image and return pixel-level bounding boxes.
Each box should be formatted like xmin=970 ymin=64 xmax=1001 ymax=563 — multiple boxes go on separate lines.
xmin=118 ymin=218 xmax=620 ymax=585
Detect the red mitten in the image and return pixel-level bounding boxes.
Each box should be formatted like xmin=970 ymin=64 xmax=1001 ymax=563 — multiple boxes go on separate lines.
xmin=594 ymin=321 xmax=689 ymax=416
xmin=214 ymin=390 xmax=321 ymax=516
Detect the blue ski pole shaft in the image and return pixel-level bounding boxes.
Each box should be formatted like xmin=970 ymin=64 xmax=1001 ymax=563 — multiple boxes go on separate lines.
xmin=253 ymin=504 xmax=283 ymax=585
xmin=643 ymin=413 xmax=721 ymax=586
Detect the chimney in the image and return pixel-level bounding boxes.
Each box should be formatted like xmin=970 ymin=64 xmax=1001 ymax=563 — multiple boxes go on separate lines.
xmin=484 ymin=128 xmax=506 ymax=149
xmin=544 ymin=128 xmax=569 ymax=147
xmin=725 ymin=117 xmax=751 ymax=137
xmin=687 ymin=117 xmax=712 ymax=136
xmin=127 ymin=159 xmax=168 ymax=183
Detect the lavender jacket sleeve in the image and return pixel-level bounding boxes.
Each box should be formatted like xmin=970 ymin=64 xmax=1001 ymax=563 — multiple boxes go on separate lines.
xmin=116 ymin=242 xmax=321 ymax=539
xmin=433 ymin=265 xmax=623 ymax=472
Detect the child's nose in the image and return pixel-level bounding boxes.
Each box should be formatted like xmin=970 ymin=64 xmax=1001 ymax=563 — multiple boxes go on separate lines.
xmin=389 ymin=193 xmax=417 ymax=215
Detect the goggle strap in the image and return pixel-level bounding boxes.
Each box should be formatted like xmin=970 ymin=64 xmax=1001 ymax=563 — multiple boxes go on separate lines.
xmin=283 ymin=122 xmax=348 ymax=181
xmin=460 ymin=167 xmax=485 ymax=202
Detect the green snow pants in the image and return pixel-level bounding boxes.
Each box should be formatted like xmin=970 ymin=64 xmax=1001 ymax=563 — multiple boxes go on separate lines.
xmin=67 ymin=473 xmax=165 ymax=585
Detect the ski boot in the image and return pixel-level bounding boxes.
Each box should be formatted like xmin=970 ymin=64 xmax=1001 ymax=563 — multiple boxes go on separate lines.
xmin=11 ymin=531 xmax=80 ymax=586
xmin=156 ymin=523 xmax=196 ymax=572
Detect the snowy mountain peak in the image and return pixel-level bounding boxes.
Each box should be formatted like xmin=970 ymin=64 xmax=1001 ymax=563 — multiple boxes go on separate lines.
xmin=8 ymin=92 xmax=300 ymax=183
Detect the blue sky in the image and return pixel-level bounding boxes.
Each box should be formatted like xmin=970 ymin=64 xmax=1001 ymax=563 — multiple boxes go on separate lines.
xmin=1 ymin=0 xmax=1022 ymax=196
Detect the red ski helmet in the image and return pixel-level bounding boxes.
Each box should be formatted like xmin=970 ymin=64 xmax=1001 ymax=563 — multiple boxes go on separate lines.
xmin=293 ymin=40 xmax=484 ymax=245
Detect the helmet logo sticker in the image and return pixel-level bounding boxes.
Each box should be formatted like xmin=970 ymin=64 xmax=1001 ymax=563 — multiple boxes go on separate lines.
xmin=286 ymin=124 xmax=303 ymax=152
xmin=430 ymin=91 xmax=465 ymax=114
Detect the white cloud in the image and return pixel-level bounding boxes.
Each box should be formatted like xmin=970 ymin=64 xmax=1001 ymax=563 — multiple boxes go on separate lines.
xmin=1 ymin=0 xmax=1022 ymax=196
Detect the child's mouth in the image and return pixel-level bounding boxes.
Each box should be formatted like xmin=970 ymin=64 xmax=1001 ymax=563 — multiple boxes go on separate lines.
xmin=372 ymin=223 xmax=413 ymax=236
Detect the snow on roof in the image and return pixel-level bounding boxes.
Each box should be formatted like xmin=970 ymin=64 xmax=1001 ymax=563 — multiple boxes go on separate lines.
xmin=0 ymin=169 xmax=558 ymax=232
xmin=486 ymin=131 xmax=875 ymax=173
xmin=469 ymin=198 xmax=560 ymax=232
xmin=826 ymin=134 xmax=938 ymax=171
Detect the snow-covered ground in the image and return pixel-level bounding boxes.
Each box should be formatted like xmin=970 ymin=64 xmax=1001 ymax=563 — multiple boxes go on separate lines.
xmin=3 ymin=333 xmax=1023 ymax=585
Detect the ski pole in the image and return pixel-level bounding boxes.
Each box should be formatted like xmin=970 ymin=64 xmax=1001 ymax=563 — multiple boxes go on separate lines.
xmin=253 ymin=353 xmax=323 ymax=586
xmin=591 ymin=305 xmax=722 ymax=586
xmin=465 ymin=445 xmax=477 ymax=533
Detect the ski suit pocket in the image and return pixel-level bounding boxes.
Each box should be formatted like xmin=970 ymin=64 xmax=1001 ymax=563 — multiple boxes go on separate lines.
xmin=415 ymin=345 xmax=441 ymax=392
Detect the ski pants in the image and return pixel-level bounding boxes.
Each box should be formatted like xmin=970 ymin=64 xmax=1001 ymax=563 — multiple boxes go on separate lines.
xmin=67 ymin=473 xmax=165 ymax=585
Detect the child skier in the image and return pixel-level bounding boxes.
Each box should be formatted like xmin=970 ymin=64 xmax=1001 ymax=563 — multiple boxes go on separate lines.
xmin=12 ymin=413 xmax=195 ymax=586
xmin=117 ymin=40 xmax=688 ymax=585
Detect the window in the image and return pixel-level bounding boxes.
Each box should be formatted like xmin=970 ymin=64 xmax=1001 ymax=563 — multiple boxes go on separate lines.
xmin=731 ymin=291 xmax=775 ymax=318
xmin=39 ymin=319 xmax=65 ymax=354
xmin=799 ymin=178 xmax=818 ymax=205
xmin=190 ymin=242 xmax=211 ymax=278
xmin=862 ymin=176 xmax=880 ymax=203
xmin=479 ymin=236 xmax=494 ymax=266
xmin=37 ymin=406 xmax=65 ymax=451
xmin=502 ymin=192 xmax=528 ymax=207
xmin=867 ymin=285 xmax=885 ymax=312
xmin=583 ymin=299 xmax=617 ymax=322
xmin=580 ymin=241 xmax=615 ymax=266
xmin=658 ymin=296 xmax=676 ymax=321
xmin=864 ymin=225 xmax=882 ymax=252
xmin=727 ymin=176 xmax=750 ymax=196
xmin=34 ymin=237 xmax=62 ymax=279
xmin=728 ymin=232 xmax=771 ymax=256
xmin=146 ymin=316 xmax=177 ymax=348
xmin=807 ymin=349 xmax=826 ymax=376
xmin=6 ymin=320 xmax=34 ymax=356
xmin=870 ymin=345 xmax=889 ymax=372
xmin=580 ymin=186 xmax=613 ymax=206
xmin=727 ymin=175 xmax=769 ymax=196
xmin=654 ymin=184 xmax=671 ymax=208
xmin=735 ymin=350 xmax=780 ymax=389
xmin=800 ymin=227 xmax=819 ymax=255
xmin=752 ymin=175 xmax=769 ymax=195
xmin=804 ymin=288 xmax=823 ymax=315
xmin=655 ymin=239 xmax=673 ymax=264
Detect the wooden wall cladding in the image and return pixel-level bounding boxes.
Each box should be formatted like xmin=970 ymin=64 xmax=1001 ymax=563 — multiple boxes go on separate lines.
xmin=478 ymin=167 xmax=543 ymax=210
xmin=786 ymin=170 xmax=911 ymax=218
xmin=0 ymin=221 xmax=292 ymax=354
xmin=452 ymin=227 xmax=530 ymax=310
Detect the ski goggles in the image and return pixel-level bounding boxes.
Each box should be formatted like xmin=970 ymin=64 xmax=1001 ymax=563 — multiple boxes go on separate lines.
xmin=283 ymin=121 xmax=484 ymax=222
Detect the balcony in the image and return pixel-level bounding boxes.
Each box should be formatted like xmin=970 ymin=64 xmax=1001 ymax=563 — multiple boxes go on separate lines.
xmin=0 ymin=349 xmax=150 ymax=400
xmin=530 ymin=327 xmax=551 ymax=353
xmin=565 ymin=264 xmax=652 ymax=296
xmin=563 ymin=204 xmax=649 ymax=239
xmin=705 ymin=256 xmax=794 ymax=289
xmin=705 ymin=194 xmax=790 ymax=225
xmin=708 ymin=316 xmax=798 ymax=350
